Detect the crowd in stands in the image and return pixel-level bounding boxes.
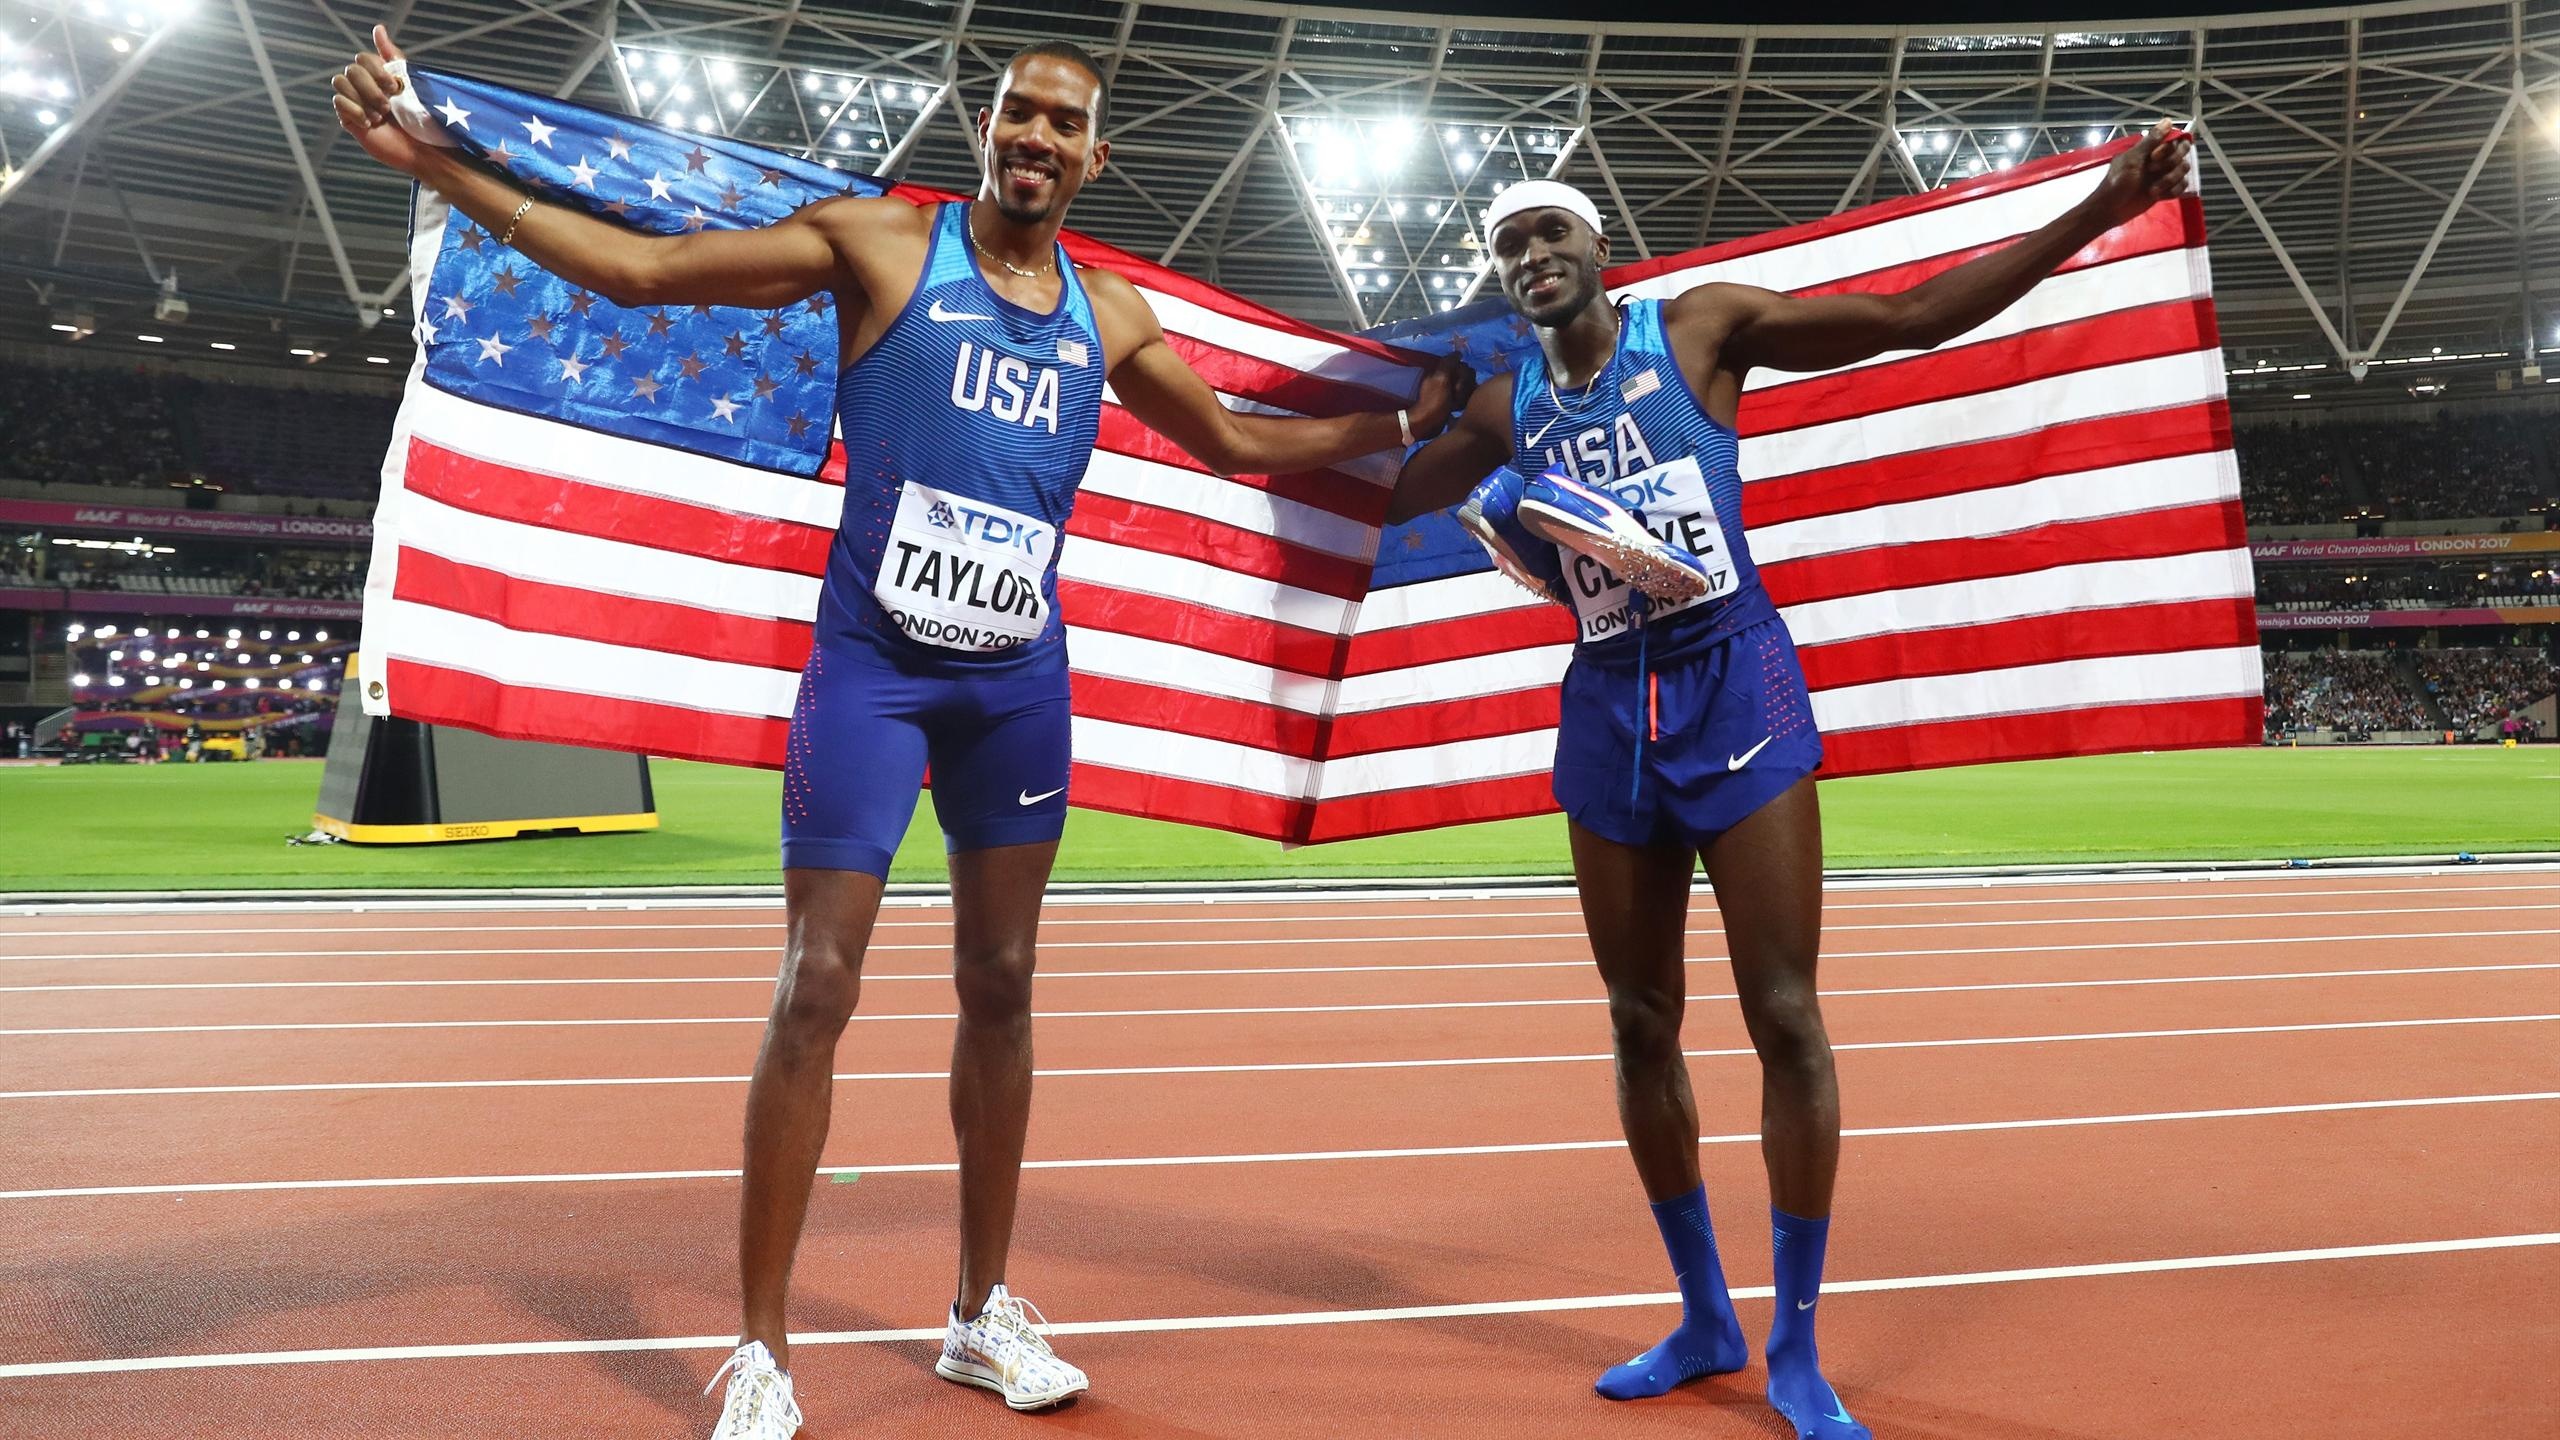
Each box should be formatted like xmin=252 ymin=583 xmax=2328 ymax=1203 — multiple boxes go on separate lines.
xmin=0 ymin=361 xmax=397 ymax=501
xmin=2416 ymin=647 xmax=2558 ymax=735
xmin=6 ymin=537 xmax=364 ymax=600
xmin=2237 ymin=410 xmax=2560 ymax=527
xmin=2256 ymin=561 xmax=2560 ymax=612
xmin=0 ymin=365 xmax=190 ymax=488
xmin=2262 ymin=650 xmax=2434 ymax=734
xmin=2236 ymin=421 xmax=2353 ymax=525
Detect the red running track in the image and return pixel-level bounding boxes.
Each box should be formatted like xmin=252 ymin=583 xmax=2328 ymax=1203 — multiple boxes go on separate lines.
xmin=2 ymin=869 xmax=2557 ymax=1438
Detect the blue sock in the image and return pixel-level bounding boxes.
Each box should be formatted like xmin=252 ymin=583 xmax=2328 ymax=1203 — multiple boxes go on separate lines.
xmin=1765 ymin=1208 xmax=1869 ymax=1439
xmin=1594 ymin=1186 xmax=1748 ymax=1400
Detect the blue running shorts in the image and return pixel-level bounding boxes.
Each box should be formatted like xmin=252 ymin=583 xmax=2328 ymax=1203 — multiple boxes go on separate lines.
xmin=781 ymin=644 xmax=1073 ymax=876
xmin=1553 ymin=617 xmax=1823 ymax=850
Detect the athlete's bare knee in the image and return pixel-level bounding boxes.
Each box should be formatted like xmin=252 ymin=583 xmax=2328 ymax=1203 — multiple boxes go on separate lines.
xmin=1607 ymin=981 xmax=1685 ymax=1070
xmin=771 ymin=939 xmax=864 ymax=1040
xmin=1741 ymin=979 xmax=1832 ymax=1080
xmin=953 ymin=942 xmax=1036 ymax=1027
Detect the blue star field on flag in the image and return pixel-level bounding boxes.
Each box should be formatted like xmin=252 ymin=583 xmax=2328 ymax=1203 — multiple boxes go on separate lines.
xmin=404 ymin=69 xmax=885 ymax=476
xmin=1358 ymin=298 xmax=1546 ymax=591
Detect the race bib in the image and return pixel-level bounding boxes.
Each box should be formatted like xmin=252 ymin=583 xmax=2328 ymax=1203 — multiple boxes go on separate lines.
xmin=874 ymin=482 xmax=1057 ymax=653
xmin=1556 ymin=455 xmax=1739 ymax=644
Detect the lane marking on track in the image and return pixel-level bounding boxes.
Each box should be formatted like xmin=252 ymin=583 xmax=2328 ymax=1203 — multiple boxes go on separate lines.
xmin=4 ymin=1089 xmax=2550 ymax=1202
xmin=6 ymin=926 xmax=2557 ymax=995
xmin=3 ymin=1013 xmax=2553 ymax=1100
xmin=10 ymin=880 xmax=2560 ymax=939
xmin=8 ymin=960 xmax=2559 ymax=1038
xmin=11 ymin=902 xmax=2560 ymax=963
xmin=4 ymin=1230 xmax=2554 ymax=1377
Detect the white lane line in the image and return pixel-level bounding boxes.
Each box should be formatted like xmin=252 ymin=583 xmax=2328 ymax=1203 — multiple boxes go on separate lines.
xmin=12 ymin=881 xmax=2560 ymax=940
xmin=5 ymin=1089 xmax=2549 ymax=1202
xmin=5 ymin=1230 xmax=2554 ymax=1378
xmin=9 ymin=960 xmax=2558 ymax=1038
xmin=12 ymin=902 xmax=2559 ymax=964
xmin=3 ymin=1013 xmax=2552 ymax=1100
xmin=7 ymin=926 xmax=2557 ymax=995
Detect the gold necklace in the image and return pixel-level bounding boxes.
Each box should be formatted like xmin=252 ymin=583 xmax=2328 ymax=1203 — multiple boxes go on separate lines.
xmin=969 ymin=211 xmax=1056 ymax=278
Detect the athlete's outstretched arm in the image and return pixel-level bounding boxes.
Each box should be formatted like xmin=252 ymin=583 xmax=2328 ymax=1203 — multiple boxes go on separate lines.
xmin=1684 ymin=121 xmax=2197 ymax=377
xmin=332 ymin=26 xmax=887 ymax=310
xmin=1091 ymin=271 xmax=1472 ymax=479
xmin=1385 ymin=372 xmax=1515 ymax=525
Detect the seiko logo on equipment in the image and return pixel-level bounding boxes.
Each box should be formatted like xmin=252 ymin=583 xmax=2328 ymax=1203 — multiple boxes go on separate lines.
xmin=950 ymin=340 xmax=1063 ymax=434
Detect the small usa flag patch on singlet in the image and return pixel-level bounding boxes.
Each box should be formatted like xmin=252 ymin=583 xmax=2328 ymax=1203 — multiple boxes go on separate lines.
xmin=1057 ymin=336 xmax=1090 ymax=368
xmin=1620 ymin=369 xmax=1660 ymax=404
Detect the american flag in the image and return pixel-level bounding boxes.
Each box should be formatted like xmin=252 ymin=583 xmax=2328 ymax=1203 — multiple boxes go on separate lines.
xmin=1315 ymin=140 xmax=2262 ymax=840
xmin=360 ymin=70 xmax=1422 ymax=842
xmin=361 ymin=75 xmax=2257 ymax=846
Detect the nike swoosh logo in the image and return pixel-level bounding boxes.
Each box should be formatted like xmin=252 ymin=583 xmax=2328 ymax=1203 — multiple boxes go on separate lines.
xmin=929 ymin=299 xmax=993 ymax=323
xmin=1796 ymin=1299 xmax=1816 ymax=1310
xmin=1018 ymin=786 xmax=1066 ymax=806
xmin=1728 ymin=735 xmax=1773 ymax=771
xmin=1825 ymin=1402 xmax=1855 ymax=1425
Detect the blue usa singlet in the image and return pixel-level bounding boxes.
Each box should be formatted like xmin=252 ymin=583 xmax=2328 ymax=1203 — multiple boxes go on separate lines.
xmin=1510 ymin=298 xmax=1779 ymax=668
xmin=822 ymin=201 xmax=1107 ymax=677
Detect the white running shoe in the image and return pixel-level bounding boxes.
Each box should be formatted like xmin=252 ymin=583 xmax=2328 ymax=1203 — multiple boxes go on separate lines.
xmin=934 ymin=1284 xmax=1090 ymax=1411
xmin=706 ymin=1340 xmax=802 ymax=1440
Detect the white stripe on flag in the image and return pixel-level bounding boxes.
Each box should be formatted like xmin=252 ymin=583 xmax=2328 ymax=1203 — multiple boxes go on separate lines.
xmin=1073 ymin=715 xmax=1309 ymax=799
xmin=404 ymin=387 xmax=842 ymax=529
xmin=1741 ymin=348 xmax=2226 ymax=479
xmin=1812 ymin=645 xmax=2264 ymax=734
xmin=1779 ymin=548 xmax=2257 ymax=650
xmin=1083 ymin=453 xmax=1380 ymax=561
xmin=1739 ymin=246 xmax=2207 ymax=392
xmin=1133 ymin=284 xmax=1415 ymax=398
xmin=1068 ymin=628 xmax=1333 ymax=713
xmin=1613 ymin=163 xmax=2111 ymax=303
xmin=1317 ymin=727 xmax=1560 ymax=797
xmin=372 ymin=598 xmax=800 ymax=718
xmin=392 ymin=491 xmax=822 ymax=621
xmin=1749 ymin=452 xmax=2241 ymax=567
xmin=1336 ymin=644 xmax=1572 ymax=714
xmin=1351 ymin=569 xmax=1546 ymax=633
xmin=1058 ymin=537 xmax=1357 ymax=634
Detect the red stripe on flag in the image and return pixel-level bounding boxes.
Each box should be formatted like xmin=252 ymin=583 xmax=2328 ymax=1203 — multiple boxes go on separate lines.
xmin=1742 ymin=402 xmax=2233 ymax=528
xmin=1069 ymin=672 xmax=1320 ymax=756
xmin=1818 ymin=694 xmax=2263 ymax=778
xmin=392 ymin=549 xmax=817 ymax=672
xmin=1761 ymin=500 xmax=2248 ymax=608
xmin=404 ymin=438 xmax=834 ymax=577
xmin=1791 ymin=204 xmax=2193 ymax=299
xmin=1325 ymin=686 xmax=1560 ymax=759
xmin=1067 ymin=492 xmax=1374 ymax=600
xmin=1605 ymin=142 xmax=2136 ymax=291
xmin=1300 ymin=773 xmax=1558 ymax=844
xmin=1160 ymin=331 xmax=1408 ymax=419
xmin=383 ymin=658 xmax=789 ymax=769
xmin=1069 ymin=762 xmax=1302 ymax=842
xmin=1061 ymin=580 xmax=1346 ymax=677
xmin=1097 ymin=410 xmax=1389 ymax=526
xmin=1797 ymin=599 xmax=2260 ymax=692
xmin=1341 ymin=605 xmax=1573 ymax=676
xmin=1743 ymin=300 xmax=2219 ymax=439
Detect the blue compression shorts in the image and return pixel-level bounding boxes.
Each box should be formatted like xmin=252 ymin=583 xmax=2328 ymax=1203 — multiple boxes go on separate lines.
xmin=780 ymin=644 xmax=1073 ymax=876
xmin=1553 ymin=617 xmax=1823 ymax=851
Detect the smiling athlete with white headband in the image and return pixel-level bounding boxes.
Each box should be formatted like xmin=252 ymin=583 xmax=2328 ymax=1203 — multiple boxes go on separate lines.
xmin=1391 ymin=132 xmax=2198 ymax=1439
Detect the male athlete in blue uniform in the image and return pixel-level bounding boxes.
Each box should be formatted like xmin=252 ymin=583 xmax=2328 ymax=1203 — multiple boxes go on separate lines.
xmin=336 ymin=30 xmax=1468 ymax=1437
xmin=1390 ymin=135 xmax=2196 ymax=1439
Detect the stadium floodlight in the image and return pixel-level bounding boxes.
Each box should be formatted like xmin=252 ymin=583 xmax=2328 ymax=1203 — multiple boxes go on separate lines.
xmin=654 ymin=52 xmax=678 ymax=76
xmin=835 ymin=78 xmax=853 ymax=97
xmin=636 ymin=79 xmax=656 ymax=98
xmin=139 ymin=649 xmax=154 ymax=662
xmin=245 ymin=677 xmax=260 ymax=690
xmin=107 ymin=675 xmax=125 ymax=687
xmin=670 ymin=83 xmax=691 ymax=102
xmin=98 ymin=625 xmax=117 ymax=638
xmin=178 ymin=678 xmax=192 ymax=689
xmin=36 ymin=108 xmax=56 ymax=126
xmin=694 ymin=112 xmax=714 ymax=131
xmin=709 ymin=58 xmax=736 ymax=82
xmin=225 ymin=628 xmax=240 ymax=639
xmin=2006 ymin=130 xmax=2024 ymax=149
xmin=193 ymin=628 xmax=207 ymax=639
xmin=315 ymin=630 xmax=330 ymax=642
xmin=2086 ymin=127 xmax=2105 ymax=146
xmin=832 ymin=130 xmax=851 ymax=148
xmin=109 ymin=36 xmax=128 ymax=53
xmin=268 ymin=653 xmax=282 ymax=664
xmin=71 ymin=672 xmax=90 ymax=686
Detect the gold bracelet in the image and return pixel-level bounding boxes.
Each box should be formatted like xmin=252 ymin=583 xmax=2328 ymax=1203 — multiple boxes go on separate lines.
xmin=498 ymin=194 xmax=536 ymax=248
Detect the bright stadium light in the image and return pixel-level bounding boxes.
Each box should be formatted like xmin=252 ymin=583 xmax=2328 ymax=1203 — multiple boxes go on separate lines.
xmin=709 ymin=58 xmax=736 ymax=81
xmin=654 ymin=51 xmax=677 ymax=76
xmin=210 ymin=680 xmax=225 ymax=691
xmin=70 ymin=672 xmax=90 ymax=687
xmin=268 ymin=653 xmax=282 ymax=664
xmin=835 ymin=77 xmax=853 ymax=97
xmin=193 ymin=628 xmax=208 ymax=639
xmin=107 ymin=674 xmax=125 ymax=687
xmin=2086 ymin=126 xmax=2105 ymax=145
xmin=109 ymin=650 xmax=123 ymax=661
xmin=139 ymin=649 xmax=155 ymax=662
xmin=2006 ymin=130 xmax=2024 ymax=149
xmin=286 ymin=631 xmax=300 ymax=641
xmin=670 ymin=83 xmax=691 ymax=102
xmin=178 ymin=678 xmax=192 ymax=689
xmin=258 ymin=630 xmax=272 ymax=640
xmin=98 ymin=625 xmax=118 ymax=638
xmin=315 ymin=630 xmax=329 ymax=642
xmin=636 ymin=79 xmax=656 ymax=99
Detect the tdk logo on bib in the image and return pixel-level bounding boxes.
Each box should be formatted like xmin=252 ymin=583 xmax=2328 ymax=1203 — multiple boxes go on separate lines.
xmin=950 ymin=340 xmax=1062 ymax=434
xmin=878 ymin=482 xmax=1056 ymax=652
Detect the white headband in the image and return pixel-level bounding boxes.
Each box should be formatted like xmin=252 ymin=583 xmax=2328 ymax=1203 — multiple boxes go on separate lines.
xmin=1481 ymin=181 xmax=1603 ymax=240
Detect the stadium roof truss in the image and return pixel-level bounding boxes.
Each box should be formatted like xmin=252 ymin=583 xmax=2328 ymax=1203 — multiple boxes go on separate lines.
xmin=0 ymin=0 xmax=2556 ymax=398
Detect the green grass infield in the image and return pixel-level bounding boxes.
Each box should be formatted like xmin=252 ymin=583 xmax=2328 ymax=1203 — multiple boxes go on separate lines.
xmin=2 ymin=743 xmax=2553 ymax=894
